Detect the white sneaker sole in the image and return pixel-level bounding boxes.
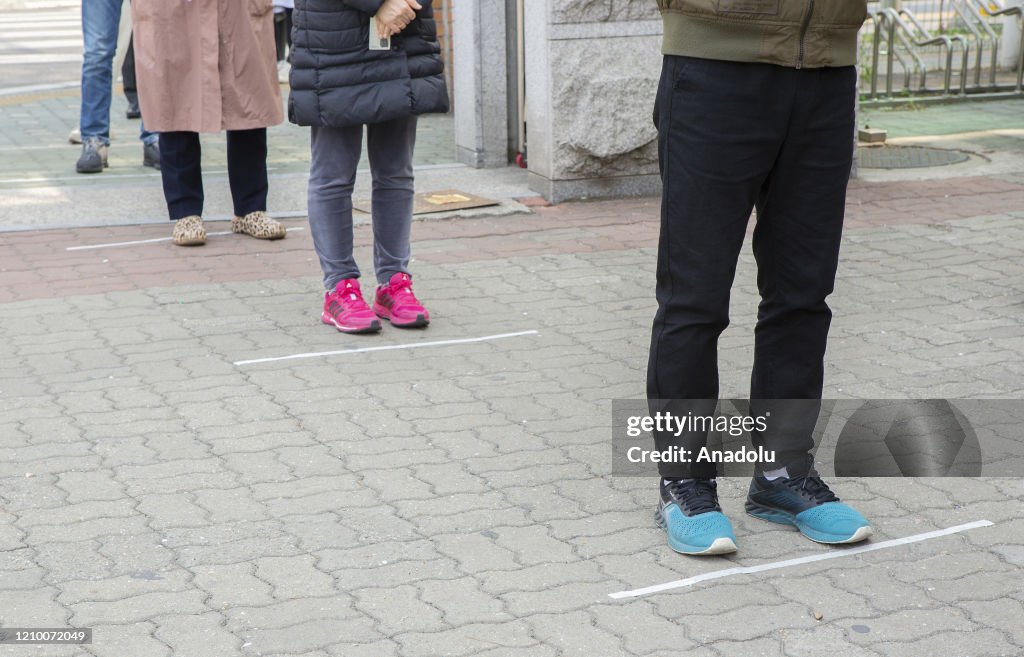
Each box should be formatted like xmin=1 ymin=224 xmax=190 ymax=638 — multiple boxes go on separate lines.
xmin=679 ymin=536 xmax=738 ymax=555
xmin=811 ymin=525 xmax=874 ymax=545
xmin=321 ymin=315 xmax=381 ymax=334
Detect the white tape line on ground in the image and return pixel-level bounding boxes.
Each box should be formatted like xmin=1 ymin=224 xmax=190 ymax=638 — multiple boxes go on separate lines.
xmin=0 ymin=53 xmax=82 ymax=64
xmin=0 ymin=80 xmax=78 ymax=96
xmin=608 ymin=519 xmax=995 ymax=599
xmin=1 ymin=172 xmax=161 ymax=185
xmin=0 ymin=38 xmax=82 ymax=49
xmin=1 ymin=167 xmax=276 ymax=185
xmin=2 ymin=167 xmax=276 ymax=186
xmin=234 ymin=330 xmax=540 ymax=366
xmin=66 ymin=227 xmax=305 ymax=251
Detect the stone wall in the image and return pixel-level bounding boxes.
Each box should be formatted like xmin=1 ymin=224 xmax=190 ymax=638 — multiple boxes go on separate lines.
xmin=525 ymin=1 xmax=664 ymax=202
xmin=454 ymin=2 xmax=865 ymax=201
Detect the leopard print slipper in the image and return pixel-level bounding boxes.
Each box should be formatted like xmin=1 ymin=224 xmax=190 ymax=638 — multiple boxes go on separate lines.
xmin=231 ymin=211 xmax=287 ymax=240
xmin=172 ymin=215 xmax=206 ymax=246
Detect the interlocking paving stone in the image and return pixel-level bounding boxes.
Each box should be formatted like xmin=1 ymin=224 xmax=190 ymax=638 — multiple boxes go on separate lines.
xmin=2 ymin=92 xmax=1024 ymax=656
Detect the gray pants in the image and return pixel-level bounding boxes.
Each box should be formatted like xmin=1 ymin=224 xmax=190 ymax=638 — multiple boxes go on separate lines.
xmin=307 ymin=117 xmax=418 ymax=289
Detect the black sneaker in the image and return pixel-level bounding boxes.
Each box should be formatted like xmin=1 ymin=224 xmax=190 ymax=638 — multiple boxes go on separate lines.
xmin=125 ymin=90 xmax=141 ymax=119
xmin=746 ymin=472 xmax=872 ymax=544
xmin=655 ymin=478 xmax=737 ymax=555
xmin=143 ymin=140 xmax=160 ymax=169
xmin=75 ymin=137 xmax=108 ymax=174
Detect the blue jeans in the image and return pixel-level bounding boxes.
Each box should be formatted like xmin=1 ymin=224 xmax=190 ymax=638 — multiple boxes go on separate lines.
xmin=80 ymin=0 xmax=156 ymax=145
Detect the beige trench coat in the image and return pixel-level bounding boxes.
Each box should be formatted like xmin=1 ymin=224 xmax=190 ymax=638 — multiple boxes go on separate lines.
xmin=131 ymin=0 xmax=283 ymax=133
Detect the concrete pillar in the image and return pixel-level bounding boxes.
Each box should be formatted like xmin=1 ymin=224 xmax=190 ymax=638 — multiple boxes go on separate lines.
xmin=523 ymin=0 xmax=663 ymax=203
xmin=453 ymin=0 xmax=510 ymax=168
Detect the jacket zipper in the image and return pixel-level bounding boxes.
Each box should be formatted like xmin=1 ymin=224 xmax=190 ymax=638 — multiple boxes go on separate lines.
xmin=796 ymin=0 xmax=815 ymax=69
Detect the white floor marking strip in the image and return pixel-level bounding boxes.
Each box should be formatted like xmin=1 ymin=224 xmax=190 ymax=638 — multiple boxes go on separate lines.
xmin=66 ymin=227 xmax=304 ymax=251
xmin=2 ymin=167 xmax=276 ymax=186
xmin=609 ymin=519 xmax=994 ymax=599
xmin=0 ymin=37 xmax=83 ymax=49
xmin=0 ymin=80 xmax=78 ymax=96
xmin=2 ymin=172 xmax=167 ymax=184
xmin=0 ymin=53 xmax=82 ymax=64
xmin=0 ymin=29 xmax=81 ymax=38
xmin=234 ymin=330 xmax=540 ymax=366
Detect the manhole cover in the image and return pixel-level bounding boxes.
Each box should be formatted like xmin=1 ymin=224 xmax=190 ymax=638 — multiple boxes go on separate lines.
xmin=858 ymin=145 xmax=970 ymax=169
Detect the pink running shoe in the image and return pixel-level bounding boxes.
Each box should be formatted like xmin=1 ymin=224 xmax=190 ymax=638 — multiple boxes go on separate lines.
xmin=322 ymin=279 xmax=381 ymax=334
xmin=374 ymin=272 xmax=430 ymax=328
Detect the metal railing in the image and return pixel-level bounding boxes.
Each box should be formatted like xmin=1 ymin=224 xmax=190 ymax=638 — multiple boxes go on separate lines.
xmin=985 ymin=1 xmax=1024 ymax=90
xmin=861 ymin=0 xmax=1024 ymax=100
xmin=869 ymin=7 xmax=969 ymax=96
xmin=952 ymin=0 xmax=999 ymax=86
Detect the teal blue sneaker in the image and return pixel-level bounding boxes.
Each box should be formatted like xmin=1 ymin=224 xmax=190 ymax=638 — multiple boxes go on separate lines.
xmin=746 ymin=472 xmax=872 ymax=544
xmin=656 ymin=478 xmax=738 ymax=555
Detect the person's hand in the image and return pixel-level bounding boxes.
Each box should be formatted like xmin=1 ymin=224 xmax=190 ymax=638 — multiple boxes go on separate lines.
xmin=375 ymin=0 xmax=422 ymax=38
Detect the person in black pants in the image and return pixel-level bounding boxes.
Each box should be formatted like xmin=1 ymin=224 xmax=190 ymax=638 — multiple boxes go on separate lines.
xmin=647 ymin=3 xmax=873 ymax=557
xmin=158 ymin=129 xmax=278 ymax=244
xmin=273 ymin=2 xmax=293 ymax=82
xmin=649 ymin=59 xmax=855 ymax=473
xmin=122 ymin=35 xmax=141 ymax=119
xmin=274 ymin=5 xmax=292 ymax=62
xmin=132 ymin=0 xmax=287 ymax=246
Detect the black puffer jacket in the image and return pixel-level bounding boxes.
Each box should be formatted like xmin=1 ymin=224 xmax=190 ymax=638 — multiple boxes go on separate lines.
xmin=288 ymin=0 xmax=449 ymax=127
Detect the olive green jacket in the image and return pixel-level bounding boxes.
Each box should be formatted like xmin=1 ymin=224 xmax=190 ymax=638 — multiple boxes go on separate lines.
xmin=657 ymin=0 xmax=868 ymax=68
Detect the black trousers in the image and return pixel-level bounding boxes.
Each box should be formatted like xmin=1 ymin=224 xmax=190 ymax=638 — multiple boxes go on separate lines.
xmin=274 ymin=9 xmax=293 ymax=62
xmin=121 ymin=35 xmax=137 ymax=106
xmin=647 ymin=56 xmax=856 ymax=479
xmin=158 ymin=129 xmax=269 ymax=221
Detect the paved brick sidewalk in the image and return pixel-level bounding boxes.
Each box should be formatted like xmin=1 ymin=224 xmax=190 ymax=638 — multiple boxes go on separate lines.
xmin=0 ymin=89 xmax=456 ymax=188
xmin=3 ymin=150 xmax=1024 ymax=656
xmin=3 ymin=9 xmax=1022 ymax=655
xmin=0 ymin=87 xmax=487 ymax=233
xmin=2 ymin=175 xmax=1023 ymax=302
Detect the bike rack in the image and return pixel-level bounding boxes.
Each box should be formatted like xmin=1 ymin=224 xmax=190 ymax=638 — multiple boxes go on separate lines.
xmin=981 ymin=1 xmax=1024 ymax=92
xmin=880 ymin=7 xmax=970 ymax=96
xmin=951 ymin=0 xmax=999 ymax=87
xmin=897 ymin=21 xmax=929 ymax=89
xmin=870 ymin=10 xmax=921 ymax=97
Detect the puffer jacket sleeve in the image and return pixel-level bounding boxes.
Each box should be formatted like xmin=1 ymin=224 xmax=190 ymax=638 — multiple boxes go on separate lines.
xmin=341 ymin=0 xmax=385 ymax=13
